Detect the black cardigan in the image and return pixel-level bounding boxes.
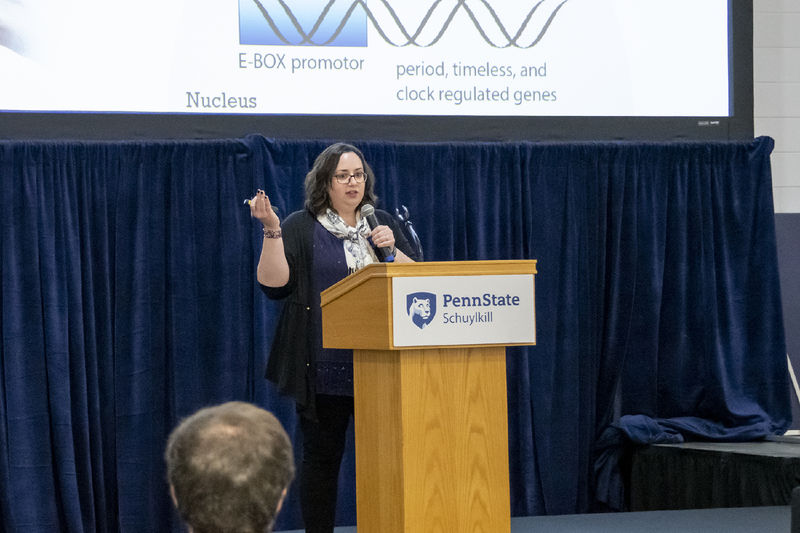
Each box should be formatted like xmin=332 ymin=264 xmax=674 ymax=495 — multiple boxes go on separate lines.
xmin=260 ymin=208 xmax=418 ymax=418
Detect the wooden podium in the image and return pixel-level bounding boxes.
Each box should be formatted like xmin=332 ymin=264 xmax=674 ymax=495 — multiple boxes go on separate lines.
xmin=321 ymin=260 xmax=537 ymax=533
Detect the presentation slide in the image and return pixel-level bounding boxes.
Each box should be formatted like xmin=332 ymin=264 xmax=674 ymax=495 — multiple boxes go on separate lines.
xmin=1 ymin=0 xmax=730 ymax=117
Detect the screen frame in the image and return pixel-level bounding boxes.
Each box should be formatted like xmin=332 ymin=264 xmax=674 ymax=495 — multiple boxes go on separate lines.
xmin=0 ymin=0 xmax=752 ymax=142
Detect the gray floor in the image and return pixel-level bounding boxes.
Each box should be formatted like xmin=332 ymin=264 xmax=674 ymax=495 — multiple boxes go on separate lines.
xmin=276 ymin=505 xmax=791 ymax=533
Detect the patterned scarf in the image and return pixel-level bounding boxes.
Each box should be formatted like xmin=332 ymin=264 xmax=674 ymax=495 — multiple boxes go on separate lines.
xmin=317 ymin=208 xmax=377 ymax=273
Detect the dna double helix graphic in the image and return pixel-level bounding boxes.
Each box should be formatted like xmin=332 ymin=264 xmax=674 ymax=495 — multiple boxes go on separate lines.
xmin=242 ymin=0 xmax=569 ymax=48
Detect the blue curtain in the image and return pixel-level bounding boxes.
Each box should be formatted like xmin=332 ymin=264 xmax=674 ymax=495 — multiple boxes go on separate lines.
xmin=0 ymin=136 xmax=790 ymax=532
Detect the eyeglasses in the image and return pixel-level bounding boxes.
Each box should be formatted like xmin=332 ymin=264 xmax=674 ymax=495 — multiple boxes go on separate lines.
xmin=333 ymin=171 xmax=367 ymax=184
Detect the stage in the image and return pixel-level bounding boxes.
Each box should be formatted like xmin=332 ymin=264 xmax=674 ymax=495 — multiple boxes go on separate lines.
xmin=629 ymin=435 xmax=800 ymax=510
xmin=277 ymin=437 xmax=800 ymax=533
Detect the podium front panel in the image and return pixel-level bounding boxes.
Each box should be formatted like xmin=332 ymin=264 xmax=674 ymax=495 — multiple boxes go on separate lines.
xmin=353 ymin=346 xmax=511 ymax=533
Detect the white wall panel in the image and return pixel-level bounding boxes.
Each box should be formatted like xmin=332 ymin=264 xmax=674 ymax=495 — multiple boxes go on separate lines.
xmin=754 ymin=13 xmax=800 ymax=47
xmin=755 ymin=118 xmax=800 ymax=151
xmin=773 ymin=187 xmax=800 ymax=213
xmin=754 ymin=48 xmax=800 ymax=82
xmin=754 ymin=0 xmax=800 ymax=13
xmin=754 ymin=83 xmax=800 ymax=116
xmin=754 ymin=1 xmax=800 ymax=213
xmin=769 ymin=152 xmax=800 ymax=188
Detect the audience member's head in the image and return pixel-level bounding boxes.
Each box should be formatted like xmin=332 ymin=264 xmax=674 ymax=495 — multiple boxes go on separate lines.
xmin=165 ymin=401 xmax=295 ymax=533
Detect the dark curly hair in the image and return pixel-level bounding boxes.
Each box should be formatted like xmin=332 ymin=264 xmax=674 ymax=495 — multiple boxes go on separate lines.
xmin=304 ymin=142 xmax=378 ymax=216
xmin=165 ymin=402 xmax=295 ymax=533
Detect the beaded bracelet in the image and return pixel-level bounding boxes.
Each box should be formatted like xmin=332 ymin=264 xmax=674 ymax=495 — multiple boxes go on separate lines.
xmin=263 ymin=227 xmax=282 ymax=239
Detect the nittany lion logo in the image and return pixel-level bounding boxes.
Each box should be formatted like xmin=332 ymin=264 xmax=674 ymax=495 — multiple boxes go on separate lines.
xmin=406 ymin=292 xmax=436 ymax=329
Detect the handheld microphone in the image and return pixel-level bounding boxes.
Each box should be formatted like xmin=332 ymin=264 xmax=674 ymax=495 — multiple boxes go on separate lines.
xmin=361 ymin=204 xmax=395 ymax=262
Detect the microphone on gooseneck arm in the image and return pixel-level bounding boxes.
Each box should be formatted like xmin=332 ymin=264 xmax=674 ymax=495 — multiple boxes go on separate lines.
xmin=361 ymin=204 xmax=395 ymax=262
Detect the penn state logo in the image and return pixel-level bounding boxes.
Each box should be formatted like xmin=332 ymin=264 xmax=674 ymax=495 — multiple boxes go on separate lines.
xmin=406 ymin=292 xmax=436 ymax=329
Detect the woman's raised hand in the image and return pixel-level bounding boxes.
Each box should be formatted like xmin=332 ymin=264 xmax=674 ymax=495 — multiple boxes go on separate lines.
xmin=249 ymin=189 xmax=280 ymax=229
